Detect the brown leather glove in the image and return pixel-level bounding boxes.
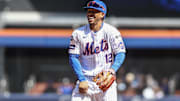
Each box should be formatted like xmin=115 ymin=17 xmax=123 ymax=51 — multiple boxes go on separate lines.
xmin=79 ymin=81 xmax=88 ymax=94
xmin=93 ymin=69 xmax=116 ymax=92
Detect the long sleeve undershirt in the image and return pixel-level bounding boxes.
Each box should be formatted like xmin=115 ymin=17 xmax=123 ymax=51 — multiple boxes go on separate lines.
xmin=111 ymin=52 xmax=126 ymax=72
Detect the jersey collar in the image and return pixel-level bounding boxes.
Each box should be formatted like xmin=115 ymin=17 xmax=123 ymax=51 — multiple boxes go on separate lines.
xmin=88 ymin=22 xmax=104 ymax=34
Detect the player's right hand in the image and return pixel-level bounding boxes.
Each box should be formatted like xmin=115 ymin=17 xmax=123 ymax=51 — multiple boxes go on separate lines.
xmin=79 ymin=81 xmax=88 ymax=94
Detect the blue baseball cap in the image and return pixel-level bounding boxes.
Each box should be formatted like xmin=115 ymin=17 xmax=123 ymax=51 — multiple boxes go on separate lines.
xmin=84 ymin=0 xmax=107 ymax=15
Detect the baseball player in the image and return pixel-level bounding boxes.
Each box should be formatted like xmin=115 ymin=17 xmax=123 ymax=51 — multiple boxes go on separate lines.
xmin=68 ymin=0 xmax=126 ymax=101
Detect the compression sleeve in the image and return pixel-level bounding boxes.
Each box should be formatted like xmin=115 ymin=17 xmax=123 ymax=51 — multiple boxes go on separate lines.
xmin=111 ymin=52 xmax=126 ymax=72
xmin=69 ymin=54 xmax=86 ymax=82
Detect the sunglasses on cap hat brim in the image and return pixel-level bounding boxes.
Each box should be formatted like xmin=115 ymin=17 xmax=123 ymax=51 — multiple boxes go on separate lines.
xmin=86 ymin=1 xmax=105 ymax=11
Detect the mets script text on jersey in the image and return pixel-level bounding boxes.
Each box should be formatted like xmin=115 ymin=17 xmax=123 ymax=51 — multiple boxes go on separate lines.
xmin=83 ymin=39 xmax=108 ymax=55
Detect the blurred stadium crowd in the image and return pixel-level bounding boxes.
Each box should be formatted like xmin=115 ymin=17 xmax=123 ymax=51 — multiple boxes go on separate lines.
xmin=0 ymin=0 xmax=180 ymax=101
xmin=21 ymin=68 xmax=177 ymax=98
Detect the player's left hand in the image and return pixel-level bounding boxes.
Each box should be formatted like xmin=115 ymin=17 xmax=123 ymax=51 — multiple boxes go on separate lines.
xmin=93 ymin=69 xmax=116 ymax=92
xmin=107 ymin=68 xmax=115 ymax=75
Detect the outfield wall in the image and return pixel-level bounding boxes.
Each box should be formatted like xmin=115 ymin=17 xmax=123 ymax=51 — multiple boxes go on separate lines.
xmin=0 ymin=29 xmax=180 ymax=49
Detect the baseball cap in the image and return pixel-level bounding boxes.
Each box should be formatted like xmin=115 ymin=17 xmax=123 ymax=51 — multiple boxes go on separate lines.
xmin=84 ymin=0 xmax=107 ymax=15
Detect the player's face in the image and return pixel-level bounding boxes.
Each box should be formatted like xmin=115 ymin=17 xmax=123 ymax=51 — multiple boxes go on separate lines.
xmin=87 ymin=9 xmax=105 ymax=25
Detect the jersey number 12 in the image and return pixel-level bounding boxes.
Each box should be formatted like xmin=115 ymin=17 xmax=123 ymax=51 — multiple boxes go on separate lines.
xmin=105 ymin=53 xmax=112 ymax=63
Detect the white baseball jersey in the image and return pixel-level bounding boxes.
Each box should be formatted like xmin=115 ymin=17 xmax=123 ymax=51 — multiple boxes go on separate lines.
xmin=69 ymin=23 xmax=126 ymax=76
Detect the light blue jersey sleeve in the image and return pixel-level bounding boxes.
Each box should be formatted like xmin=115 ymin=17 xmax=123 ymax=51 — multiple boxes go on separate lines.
xmin=111 ymin=52 xmax=126 ymax=72
xmin=69 ymin=54 xmax=86 ymax=82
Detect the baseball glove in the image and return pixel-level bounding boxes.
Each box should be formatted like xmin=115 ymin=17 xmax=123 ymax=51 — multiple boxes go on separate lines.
xmin=93 ymin=70 xmax=116 ymax=92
